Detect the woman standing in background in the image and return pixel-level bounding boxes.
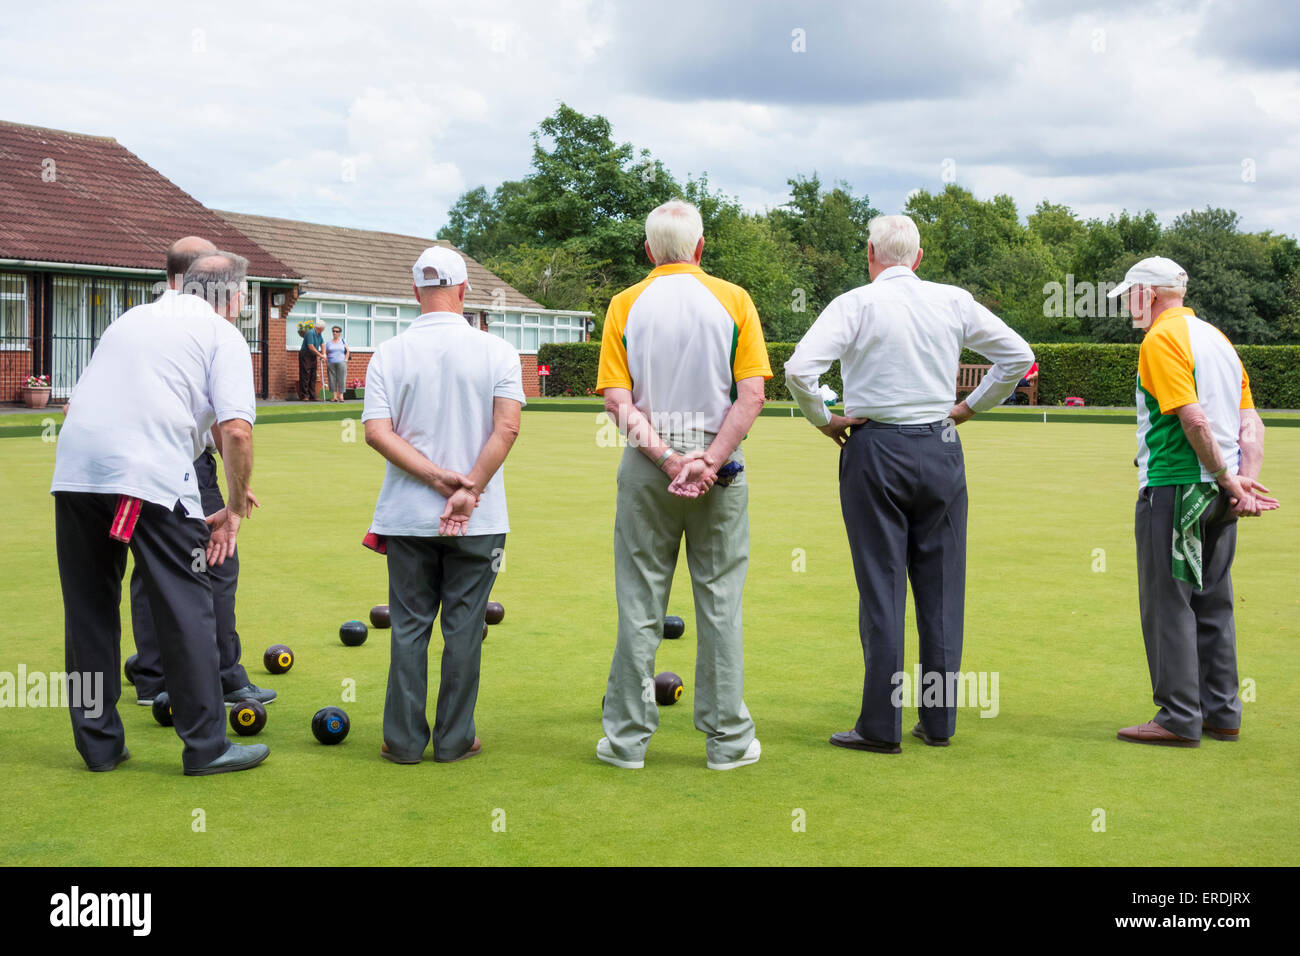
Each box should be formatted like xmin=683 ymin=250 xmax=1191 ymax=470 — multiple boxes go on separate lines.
xmin=325 ymin=325 xmax=350 ymax=402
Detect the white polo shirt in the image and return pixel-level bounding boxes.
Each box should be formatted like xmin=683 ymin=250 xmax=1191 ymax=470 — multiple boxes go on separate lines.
xmin=362 ymin=312 xmax=526 ymax=537
xmin=785 ymin=266 xmax=1034 ymax=425
xmin=51 ymin=290 xmax=256 ymax=519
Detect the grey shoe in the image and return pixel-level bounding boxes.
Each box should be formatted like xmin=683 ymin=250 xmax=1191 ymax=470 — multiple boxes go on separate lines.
xmin=224 ymin=684 xmax=277 ymax=706
xmin=184 ymin=743 xmax=269 ymax=776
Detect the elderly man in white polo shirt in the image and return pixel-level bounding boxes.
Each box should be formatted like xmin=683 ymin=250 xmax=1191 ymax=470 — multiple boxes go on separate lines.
xmin=362 ymin=246 xmax=524 ymax=764
xmin=51 ymin=250 xmax=267 ymax=776
xmin=785 ymin=214 xmax=1033 ymax=753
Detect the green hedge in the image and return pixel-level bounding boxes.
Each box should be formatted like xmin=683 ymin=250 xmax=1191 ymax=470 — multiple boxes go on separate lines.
xmin=537 ymin=342 xmax=601 ymax=397
xmin=537 ymin=342 xmax=1300 ymax=408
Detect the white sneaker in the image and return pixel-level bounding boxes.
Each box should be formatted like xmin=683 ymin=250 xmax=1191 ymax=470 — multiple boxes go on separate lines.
xmin=596 ymin=737 xmax=644 ymax=769
xmin=708 ymin=738 xmax=761 ymax=771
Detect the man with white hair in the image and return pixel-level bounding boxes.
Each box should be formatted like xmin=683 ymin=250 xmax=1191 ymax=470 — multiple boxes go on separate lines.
xmin=785 ymin=214 xmax=1033 ymax=753
xmin=1108 ymin=256 xmax=1277 ymax=747
xmin=362 ymin=245 xmax=524 ymax=764
xmin=595 ymin=199 xmax=770 ymax=771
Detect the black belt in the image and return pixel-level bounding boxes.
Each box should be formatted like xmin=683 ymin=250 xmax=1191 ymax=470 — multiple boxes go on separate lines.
xmin=854 ymin=420 xmax=947 ymax=435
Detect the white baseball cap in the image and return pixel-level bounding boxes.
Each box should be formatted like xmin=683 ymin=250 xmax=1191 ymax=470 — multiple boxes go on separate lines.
xmin=412 ymin=246 xmax=470 ymax=289
xmin=1107 ymin=256 xmax=1188 ymax=298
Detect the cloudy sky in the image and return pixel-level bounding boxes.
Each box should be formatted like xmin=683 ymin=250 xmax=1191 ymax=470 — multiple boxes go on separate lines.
xmin=3 ymin=0 xmax=1298 ymax=239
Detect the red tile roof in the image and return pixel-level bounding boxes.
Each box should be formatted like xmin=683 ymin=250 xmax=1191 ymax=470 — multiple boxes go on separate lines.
xmin=216 ymin=210 xmax=554 ymax=312
xmin=0 ymin=121 xmax=298 ymax=281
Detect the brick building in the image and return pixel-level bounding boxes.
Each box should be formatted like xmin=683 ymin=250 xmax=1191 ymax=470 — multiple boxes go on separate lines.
xmin=0 ymin=121 xmax=300 ymax=402
xmin=216 ymin=212 xmax=593 ymax=399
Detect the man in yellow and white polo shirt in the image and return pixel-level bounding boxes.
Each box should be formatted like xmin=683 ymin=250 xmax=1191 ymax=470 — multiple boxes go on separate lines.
xmin=1109 ymin=257 xmax=1278 ymax=747
xmin=595 ymin=199 xmax=770 ymax=771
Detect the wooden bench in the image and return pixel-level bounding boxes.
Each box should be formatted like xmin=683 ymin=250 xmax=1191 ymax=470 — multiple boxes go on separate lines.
xmin=956 ymin=364 xmax=1038 ymax=406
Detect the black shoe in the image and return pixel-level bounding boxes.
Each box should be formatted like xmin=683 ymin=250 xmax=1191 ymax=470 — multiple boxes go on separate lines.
xmin=912 ymin=723 xmax=950 ymax=747
xmin=184 ymin=743 xmax=269 ymax=776
xmin=829 ymin=729 xmax=901 ymax=754
xmin=224 ymin=684 xmax=277 ymax=706
xmin=88 ymin=747 xmax=130 ymax=772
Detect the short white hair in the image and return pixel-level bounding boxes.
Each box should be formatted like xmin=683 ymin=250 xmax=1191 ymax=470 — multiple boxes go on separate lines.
xmin=868 ymin=215 xmax=921 ymax=267
xmin=645 ymin=200 xmax=704 ymax=264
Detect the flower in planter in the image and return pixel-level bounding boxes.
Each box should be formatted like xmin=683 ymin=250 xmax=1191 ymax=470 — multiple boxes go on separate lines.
xmin=25 ymin=374 xmax=50 ymax=388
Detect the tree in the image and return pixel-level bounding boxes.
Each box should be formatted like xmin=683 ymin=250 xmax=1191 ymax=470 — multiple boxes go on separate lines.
xmin=767 ymin=174 xmax=878 ymax=316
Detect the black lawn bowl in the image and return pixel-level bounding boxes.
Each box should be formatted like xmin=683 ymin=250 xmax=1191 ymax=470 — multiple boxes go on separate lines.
xmin=654 ymin=672 xmax=684 ymax=706
xmin=485 ymin=601 xmax=505 ymax=626
xmin=663 ymin=616 xmax=685 ymax=640
xmin=229 ymin=699 xmax=267 ymax=736
xmin=124 ymin=653 xmax=140 ymax=686
xmin=339 ymin=620 xmax=368 ymax=646
xmin=264 ymin=644 xmax=294 ymax=674
xmin=369 ymin=605 xmax=391 ymax=628
xmin=152 ymin=692 xmax=174 ymax=727
xmin=312 ymin=706 xmax=350 ymax=745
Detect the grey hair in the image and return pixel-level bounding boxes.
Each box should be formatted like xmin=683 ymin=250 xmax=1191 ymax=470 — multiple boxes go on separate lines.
xmin=868 ymin=215 xmax=921 ymax=267
xmin=183 ymin=251 xmax=249 ymax=312
xmin=645 ymin=200 xmax=704 ymax=264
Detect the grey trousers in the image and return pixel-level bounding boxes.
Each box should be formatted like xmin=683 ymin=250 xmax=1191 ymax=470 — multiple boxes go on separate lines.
xmin=55 ymin=493 xmax=229 ymax=771
xmin=129 ymin=449 xmax=249 ymax=698
xmin=602 ymin=444 xmax=755 ymax=765
xmin=1135 ymin=485 xmax=1241 ymax=739
xmin=839 ymin=422 xmax=968 ymax=743
xmin=383 ymin=533 xmax=504 ymax=761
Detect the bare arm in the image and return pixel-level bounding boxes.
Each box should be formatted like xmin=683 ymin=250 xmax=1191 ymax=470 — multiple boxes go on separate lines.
xmin=602 ymin=387 xmax=686 ymax=479
xmin=439 ymin=397 xmax=523 ymax=536
xmin=1238 ymin=407 xmax=1265 ymax=481
xmin=364 ymin=418 xmax=471 ymax=498
xmin=668 ymin=378 xmax=767 ymax=496
xmin=205 ymin=418 xmax=253 ymax=567
xmin=1175 ymin=403 xmax=1277 ymax=516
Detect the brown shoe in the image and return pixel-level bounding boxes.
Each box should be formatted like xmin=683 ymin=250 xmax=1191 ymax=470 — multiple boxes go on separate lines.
xmin=1203 ymin=724 xmax=1240 ymax=742
xmin=435 ymin=737 xmax=482 ymax=763
xmin=380 ymin=742 xmax=421 ymax=765
xmin=1117 ymin=720 xmax=1200 ymax=747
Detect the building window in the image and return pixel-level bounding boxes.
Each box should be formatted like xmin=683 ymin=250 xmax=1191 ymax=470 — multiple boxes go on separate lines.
xmin=288 ymin=300 xmax=420 ymax=350
xmin=0 ymin=273 xmax=29 ymax=349
xmin=484 ymin=311 xmax=585 ymax=352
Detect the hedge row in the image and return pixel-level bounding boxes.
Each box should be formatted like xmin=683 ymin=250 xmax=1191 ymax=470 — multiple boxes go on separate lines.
xmin=537 ymin=342 xmax=1300 ymax=408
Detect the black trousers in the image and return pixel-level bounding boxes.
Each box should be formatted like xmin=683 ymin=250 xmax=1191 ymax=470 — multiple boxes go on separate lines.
xmin=1135 ymin=485 xmax=1241 ymax=739
xmin=129 ymin=450 xmax=249 ymax=697
xmin=298 ymin=349 xmax=317 ymax=401
xmin=839 ymin=422 xmax=968 ymax=743
xmin=55 ymin=492 xmax=229 ymax=771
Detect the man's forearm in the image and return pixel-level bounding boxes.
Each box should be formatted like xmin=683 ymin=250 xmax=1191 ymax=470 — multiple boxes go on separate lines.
xmin=784 ymin=359 xmax=832 ymax=427
xmin=218 ymin=422 xmax=253 ymax=517
xmin=365 ymin=424 xmax=447 ymax=488
xmin=1238 ymin=409 xmax=1265 ymax=480
xmin=705 ymin=387 xmax=765 ymax=465
xmin=1176 ymin=405 xmax=1227 ymax=477
xmin=605 ymin=391 xmax=674 ymax=465
xmin=466 ymin=426 xmax=518 ymax=494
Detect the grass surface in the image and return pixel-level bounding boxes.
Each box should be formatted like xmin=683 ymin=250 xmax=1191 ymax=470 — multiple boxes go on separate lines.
xmin=1 ymin=412 xmax=1297 ymax=866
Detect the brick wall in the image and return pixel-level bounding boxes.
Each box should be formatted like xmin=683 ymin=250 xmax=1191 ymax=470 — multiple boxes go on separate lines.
xmin=265 ymin=287 xmax=298 ymax=400
xmin=521 ymin=352 xmax=539 ymax=398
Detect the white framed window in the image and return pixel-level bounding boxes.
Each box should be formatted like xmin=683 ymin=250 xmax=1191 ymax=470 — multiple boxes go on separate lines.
xmin=1 ymin=273 xmax=30 ymax=348
xmin=287 ymin=300 xmax=422 ymax=351
xmin=484 ymin=311 xmax=585 ymax=351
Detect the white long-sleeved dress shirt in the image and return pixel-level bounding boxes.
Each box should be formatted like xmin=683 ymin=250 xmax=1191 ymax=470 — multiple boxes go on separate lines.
xmin=785 ymin=266 xmax=1034 ymax=426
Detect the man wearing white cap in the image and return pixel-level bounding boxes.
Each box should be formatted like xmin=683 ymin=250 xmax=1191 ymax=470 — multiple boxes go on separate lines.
xmin=1109 ymin=256 xmax=1278 ymax=747
xmin=361 ymin=245 xmax=525 ymax=764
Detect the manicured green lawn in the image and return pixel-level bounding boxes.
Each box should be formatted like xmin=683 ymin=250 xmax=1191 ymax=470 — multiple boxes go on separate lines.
xmin=1 ymin=411 xmax=1296 ymax=865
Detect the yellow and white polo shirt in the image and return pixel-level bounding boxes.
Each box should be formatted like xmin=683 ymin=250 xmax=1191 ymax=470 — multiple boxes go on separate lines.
xmin=596 ymin=263 xmax=771 ymax=436
xmin=1136 ymin=306 xmax=1254 ymax=488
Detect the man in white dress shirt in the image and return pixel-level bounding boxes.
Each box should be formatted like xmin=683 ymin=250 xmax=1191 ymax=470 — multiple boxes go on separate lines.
xmin=785 ymin=215 xmax=1033 ymax=753
xmin=51 ymin=248 xmax=267 ymax=775
xmin=362 ymin=246 xmax=524 ymax=764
